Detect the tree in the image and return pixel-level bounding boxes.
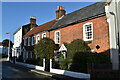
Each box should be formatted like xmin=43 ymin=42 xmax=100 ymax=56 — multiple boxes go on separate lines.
xmin=2 ymin=39 xmax=13 ymax=47
xmin=34 ymin=37 xmax=56 ymax=59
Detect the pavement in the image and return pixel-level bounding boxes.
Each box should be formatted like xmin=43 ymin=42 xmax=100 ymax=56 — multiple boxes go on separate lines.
xmin=1 ymin=58 xmax=87 ymax=80
xmin=14 ymin=61 xmax=85 ymax=80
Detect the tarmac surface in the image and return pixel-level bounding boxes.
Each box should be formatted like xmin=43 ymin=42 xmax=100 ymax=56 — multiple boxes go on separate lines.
xmin=1 ymin=58 xmax=86 ymax=80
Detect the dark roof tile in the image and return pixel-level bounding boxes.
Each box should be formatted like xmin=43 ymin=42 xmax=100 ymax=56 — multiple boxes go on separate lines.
xmin=49 ymin=2 xmax=106 ymax=31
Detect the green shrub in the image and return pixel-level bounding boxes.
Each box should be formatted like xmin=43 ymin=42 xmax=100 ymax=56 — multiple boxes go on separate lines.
xmin=34 ymin=37 xmax=56 ymax=59
xmin=86 ymin=52 xmax=111 ymax=64
xmin=25 ymin=58 xmax=38 ymax=65
xmin=70 ymin=52 xmax=88 ymax=73
xmin=52 ymin=60 xmax=60 ymax=69
xmin=59 ymin=58 xmax=71 ymax=70
xmin=37 ymin=57 xmax=43 ymax=66
xmin=69 ymin=52 xmax=111 ymax=73
xmin=67 ymin=39 xmax=90 ymax=60
xmin=16 ymin=56 xmax=23 ymax=62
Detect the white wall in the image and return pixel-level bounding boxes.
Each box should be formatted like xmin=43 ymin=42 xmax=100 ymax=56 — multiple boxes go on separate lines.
xmin=13 ymin=27 xmax=22 ymax=57
xmin=105 ymin=0 xmax=120 ymax=70
xmin=13 ymin=27 xmax=22 ymax=48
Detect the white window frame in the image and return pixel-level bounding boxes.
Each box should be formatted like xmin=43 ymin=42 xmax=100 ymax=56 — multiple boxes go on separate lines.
xmin=32 ymin=36 xmax=34 ymax=45
xmin=83 ymin=22 xmax=93 ymax=41
xmin=54 ymin=31 xmax=60 ymax=44
xmin=36 ymin=34 xmax=40 ymax=44
xmin=42 ymin=33 xmax=46 ymax=38
xmin=28 ymin=37 xmax=30 ymax=46
xmin=24 ymin=38 xmax=26 ymax=46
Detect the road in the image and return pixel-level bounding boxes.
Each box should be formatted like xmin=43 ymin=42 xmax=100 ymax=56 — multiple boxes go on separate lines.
xmin=1 ymin=60 xmax=56 ymax=80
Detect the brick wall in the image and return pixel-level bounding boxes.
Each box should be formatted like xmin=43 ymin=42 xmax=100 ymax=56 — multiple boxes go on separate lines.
xmin=49 ymin=16 xmax=110 ymax=53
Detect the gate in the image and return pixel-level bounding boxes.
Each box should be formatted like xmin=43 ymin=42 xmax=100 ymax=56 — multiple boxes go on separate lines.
xmin=45 ymin=59 xmax=50 ymax=72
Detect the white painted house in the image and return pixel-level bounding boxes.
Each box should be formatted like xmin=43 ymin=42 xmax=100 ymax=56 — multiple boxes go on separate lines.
xmin=12 ymin=16 xmax=38 ymax=60
xmin=13 ymin=27 xmax=22 ymax=58
xmin=105 ymin=0 xmax=120 ymax=70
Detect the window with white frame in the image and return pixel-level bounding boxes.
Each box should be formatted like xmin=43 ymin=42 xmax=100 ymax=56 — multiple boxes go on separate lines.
xmin=54 ymin=31 xmax=60 ymax=44
xmin=28 ymin=37 xmax=31 ymax=46
xmin=24 ymin=38 xmax=26 ymax=46
xmin=32 ymin=36 xmax=34 ymax=45
xmin=83 ymin=22 xmax=93 ymax=41
xmin=36 ymin=34 xmax=40 ymax=44
xmin=42 ymin=33 xmax=46 ymax=38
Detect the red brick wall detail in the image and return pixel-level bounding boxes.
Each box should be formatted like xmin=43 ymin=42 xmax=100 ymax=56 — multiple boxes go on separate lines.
xmin=49 ymin=16 xmax=110 ymax=53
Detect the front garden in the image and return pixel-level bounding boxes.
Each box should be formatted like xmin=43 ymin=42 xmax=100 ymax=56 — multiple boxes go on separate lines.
xmin=33 ymin=38 xmax=111 ymax=73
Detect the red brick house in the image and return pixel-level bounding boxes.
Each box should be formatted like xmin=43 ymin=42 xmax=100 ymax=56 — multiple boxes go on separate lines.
xmin=23 ymin=19 xmax=58 ymax=60
xmin=48 ymin=2 xmax=109 ymax=53
xmin=23 ymin=2 xmax=110 ymax=59
xmin=22 ymin=1 xmax=120 ymax=69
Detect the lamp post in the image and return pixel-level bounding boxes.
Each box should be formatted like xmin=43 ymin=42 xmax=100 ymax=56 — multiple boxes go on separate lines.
xmin=6 ymin=32 xmax=11 ymax=61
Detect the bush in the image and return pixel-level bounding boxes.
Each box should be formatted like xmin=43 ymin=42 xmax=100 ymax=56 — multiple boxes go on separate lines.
xmin=86 ymin=52 xmax=110 ymax=64
xmin=25 ymin=58 xmax=38 ymax=65
xmin=16 ymin=56 xmax=23 ymax=62
xmin=34 ymin=37 xmax=56 ymax=59
xmin=52 ymin=60 xmax=60 ymax=69
xmin=69 ymin=52 xmax=111 ymax=73
xmin=37 ymin=57 xmax=43 ymax=66
xmin=59 ymin=58 xmax=71 ymax=70
xmin=70 ymin=52 xmax=88 ymax=73
xmin=67 ymin=39 xmax=90 ymax=60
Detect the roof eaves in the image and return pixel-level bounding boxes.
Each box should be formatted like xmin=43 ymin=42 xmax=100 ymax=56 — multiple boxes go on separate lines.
xmin=49 ymin=13 xmax=106 ymax=31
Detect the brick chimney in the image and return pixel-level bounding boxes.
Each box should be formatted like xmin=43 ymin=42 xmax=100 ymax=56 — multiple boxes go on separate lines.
xmin=30 ymin=16 xmax=37 ymax=29
xmin=56 ymin=6 xmax=66 ymax=19
xmin=30 ymin=16 xmax=36 ymax=24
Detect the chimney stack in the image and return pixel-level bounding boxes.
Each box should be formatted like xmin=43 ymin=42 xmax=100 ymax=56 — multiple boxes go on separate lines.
xmin=56 ymin=6 xmax=66 ymax=19
xmin=30 ymin=16 xmax=37 ymax=29
xmin=30 ymin=16 xmax=36 ymax=24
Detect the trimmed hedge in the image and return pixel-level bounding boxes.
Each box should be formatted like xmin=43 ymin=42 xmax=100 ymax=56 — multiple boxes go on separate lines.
xmin=67 ymin=39 xmax=90 ymax=60
xmin=25 ymin=58 xmax=43 ymax=66
xmin=58 ymin=39 xmax=111 ymax=73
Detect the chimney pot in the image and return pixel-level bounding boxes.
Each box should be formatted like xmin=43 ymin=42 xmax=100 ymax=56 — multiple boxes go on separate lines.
xmin=30 ymin=16 xmax=36 ymax=29
xmin=56 ymin=6 xmax=66 ymax=19
xmin=30 ymin=16 xmax=36 ymax=24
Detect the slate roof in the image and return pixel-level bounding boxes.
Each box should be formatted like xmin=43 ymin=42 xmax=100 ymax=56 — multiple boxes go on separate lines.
xmin=13 ymin=23 xmax=38 ymax=35
xmin=48 ymin=2 xmax=106 ymax=31
xmin=24 ymin=19 xmax=58 ymax=37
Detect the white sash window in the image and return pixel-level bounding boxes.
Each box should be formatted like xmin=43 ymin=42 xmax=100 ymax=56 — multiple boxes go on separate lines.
xmin=83 ymin=22 xmax=93 ymax=41
xmin=55 ymin=31 xmax=60 ymax=44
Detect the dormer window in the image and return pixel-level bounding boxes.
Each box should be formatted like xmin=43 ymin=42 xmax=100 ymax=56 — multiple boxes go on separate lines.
xmin=83 ymin=22 xmax=93 ymax=41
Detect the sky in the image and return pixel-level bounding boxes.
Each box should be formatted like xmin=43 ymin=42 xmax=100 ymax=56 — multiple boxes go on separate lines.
xmin=1 ymin=1 xmax=99 ymax=43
